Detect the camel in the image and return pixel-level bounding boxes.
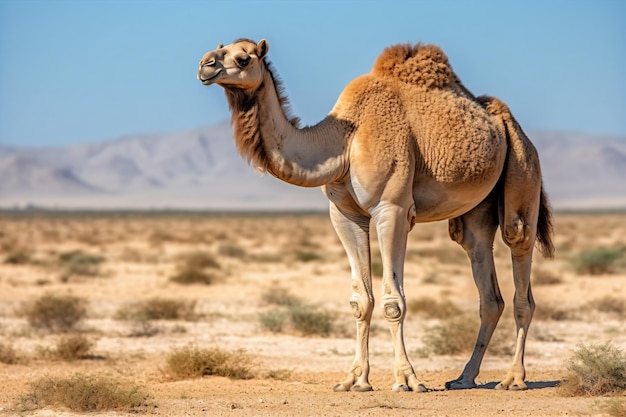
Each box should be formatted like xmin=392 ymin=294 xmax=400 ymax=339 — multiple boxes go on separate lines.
xmin=197 ymin=38 xmax=554 ymax=392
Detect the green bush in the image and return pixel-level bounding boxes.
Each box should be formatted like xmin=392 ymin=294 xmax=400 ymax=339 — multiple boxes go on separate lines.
xmin=571 ymin=248 xmax=625 ymax=275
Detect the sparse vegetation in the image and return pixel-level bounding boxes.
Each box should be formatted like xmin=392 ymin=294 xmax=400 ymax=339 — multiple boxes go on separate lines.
xmin=408 ymin=296 xmax=462 ymax=319
xmin=23 ymin=293 xmax=87 ymax=332
xmin=54 ymin=334 xmax=94 ymax=361
xmin=116 ymin=298 xmax=197 ymax=322
xmin=421 ymin=314 xmax=478 ymax=355
xmin=58 ymin=250 xmax=105 ymax=279
xmin=164 ymin=346 xmax=255 ymax=380
xmin=170 ymin=251 xmax=220 ymax=285
xmin=295 ymin=250 xmax=322 ymax=262
xmin=534 ymin=303 xmax=578 ymax=321
xmin=587 ymin=296 xmax=626 ymax=318
xmin=19 ymin=373 xmax=148 ymax=412
xmin=598 ymin=398 xmax=626 ymax=417
xmin=3 ymin=247 xmax=32 ymax=265
xmin=571 ymin=247 xmax=625 ymax=275
xmin=558 ymin=342 xmax=626 ymax=396
xmin=0 ymin=342 xmax=21 ymax=364
xmin=532 ymin=269 xmax=563 ymax=286
xmin=259 ymin=286 xmax=335 ymax=338
xmin=261 ymin=284 xmax=301 ymax=307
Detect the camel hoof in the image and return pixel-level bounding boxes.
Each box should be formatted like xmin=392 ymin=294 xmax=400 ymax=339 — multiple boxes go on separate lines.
xmin=445 ymin=379 xmax=477 ymax=390
xmin=392 ymin=383 xmax=411 ymax=392
xmin=350 ymin=384 xmax=373 ymax=392
xmin=495 ymin=380 xmax=527 ymax=391
xmin=333 ymin=383 xmax=349 ymax=392
xmin=415 ymin=383 xmax=429 ymax=392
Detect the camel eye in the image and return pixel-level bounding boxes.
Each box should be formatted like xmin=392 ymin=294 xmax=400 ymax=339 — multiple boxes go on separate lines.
xmin=236 ymin=56 xmax=251 ymax=68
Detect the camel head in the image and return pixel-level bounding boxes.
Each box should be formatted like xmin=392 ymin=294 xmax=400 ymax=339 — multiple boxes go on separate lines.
xmin=198 ymin=38 xmax=269 ymax=89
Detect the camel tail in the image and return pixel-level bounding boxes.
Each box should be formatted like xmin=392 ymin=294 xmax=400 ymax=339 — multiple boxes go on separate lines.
xmin=479 ymin=95 xmax=555 ymax=259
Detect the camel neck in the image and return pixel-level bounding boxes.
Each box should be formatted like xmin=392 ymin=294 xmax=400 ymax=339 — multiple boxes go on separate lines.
xmin=225 ymin=64 xmax=350 ymax=187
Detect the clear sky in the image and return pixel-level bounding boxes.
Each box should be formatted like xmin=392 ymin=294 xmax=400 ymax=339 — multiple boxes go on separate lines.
xmin=1 ymin=0 xmax=625 ymax=148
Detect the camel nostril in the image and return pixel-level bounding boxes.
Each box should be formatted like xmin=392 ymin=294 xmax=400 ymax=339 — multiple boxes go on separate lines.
xmin=203 ymin=58 xmax=216 ymax=67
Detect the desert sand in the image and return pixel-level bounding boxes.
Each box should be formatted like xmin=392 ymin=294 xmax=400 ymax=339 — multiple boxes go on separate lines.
xmin=0 ymin=211 xmax=624 ymax=416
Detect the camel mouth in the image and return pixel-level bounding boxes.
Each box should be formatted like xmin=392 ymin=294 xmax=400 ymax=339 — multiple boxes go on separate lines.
xmin=199 ymin=69 xmax=222 ymax=85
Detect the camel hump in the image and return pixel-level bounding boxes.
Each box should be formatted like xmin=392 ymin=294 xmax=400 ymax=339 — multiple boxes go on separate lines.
xmin=372 ymin=43 xmax=456 ymax=88
xmin=477 ymin=96 xmax=513 ymax=118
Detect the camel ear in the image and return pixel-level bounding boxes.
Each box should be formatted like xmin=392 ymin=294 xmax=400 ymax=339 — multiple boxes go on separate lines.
xmin=217 ymin=43 xmax=224 ymax=49
xmin=257 ymin=39 xmax=269 ymax=59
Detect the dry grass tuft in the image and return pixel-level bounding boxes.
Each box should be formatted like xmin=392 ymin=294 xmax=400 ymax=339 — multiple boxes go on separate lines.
xmin=116 ymin=298 xmax=196 ymax=321
xmin=0 ymin=341 xmax=21 ymax=364
xmin=58 ymin=250 xmax=105 ymax=279
xmin=19 ymin=373 xmax=148 ymax=412
xmin=407 ymin=296 xmax=462 ymax=319
xmin=587 ymin=296 xmax=626 ymax=318
xmin=54 ymin=334 xmax=94 ymax=361
xmin=420 ymin=313 xmax=513 ymax=357
xmin=558 ymin=342 xmax=626 ymax=397
xmin=170 ymin=251 xmax=220 ymax=285
xmin=598 ymin=398 xmax=626 ymax=417
xmin=164 ymin=346 xmax=255 ymax=380
xmin=421 ymin=314 xmax=478 ymax=355
xmin=23 ymin=293 xmax=87 ymax=332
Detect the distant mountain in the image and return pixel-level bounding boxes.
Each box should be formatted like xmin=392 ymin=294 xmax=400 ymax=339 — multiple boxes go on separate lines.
xmin=0 ymin=124 xmax=624 ymax=210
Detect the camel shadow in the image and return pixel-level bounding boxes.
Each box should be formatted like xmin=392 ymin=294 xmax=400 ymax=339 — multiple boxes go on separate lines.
xmin=477 ymin=380 xmax=561 ymax=390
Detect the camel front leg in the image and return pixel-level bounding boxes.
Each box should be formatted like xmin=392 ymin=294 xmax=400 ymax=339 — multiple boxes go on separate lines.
xmin=328 ymin=203 xmax=375 ymax=392
xmin=372 ymin=203 xmax=427 ymax=392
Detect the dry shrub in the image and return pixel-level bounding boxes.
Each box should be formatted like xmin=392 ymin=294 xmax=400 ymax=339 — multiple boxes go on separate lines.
xmin=289 ymin=304 xmax=335 ymax=336
xmin=532 ymin=269 xmax=563 ymax=286
xmin=534 ymin=303 xmax=578 ymax=321
xmin=558 ymin=342 xmax=626 ymax=396
xmin=422 ymin=314 xmax=478 ymax=355
xmin=54 ymin=334 xmax=94 ymax=361
xmin=420 ymin=313 xmax=513 ymax=356
xmin=261 ymin=284 xmax=301 ymax=307
xmin=3 ymin=247 xmax=32 ymax=265
xmin=116 ymin=298 xmax=196 ymax=321
xmin=24 ymin=294 xmax=87 ymax=332
xmin=170 ymin=251 xmax=220 ymax=285
xmin=164 ymin=346 xmax=255 ymax=380
xmin=58 ymin=250 xmax=105 ymax=279
xmin=599 ymin=398 xmax=626 ymax=417
xmin=218 ymin=243 xmax=246 ymax=258
xmin=260 ymin=299 xmax=335 ymax=337
xmin=295 ymin=250 xmax=323 ymax=262
xmin=264 ymin=369 xmax=293 ymax=381
xmin=19 ymin=373 xmax=148 ymax=412
xmin=587 ymin=296 xmax=626 ymax=318
xmin=407 ymin=296 xmax=462 ymax=319
xmin=0 ymin=342 xmax=21 ymax=364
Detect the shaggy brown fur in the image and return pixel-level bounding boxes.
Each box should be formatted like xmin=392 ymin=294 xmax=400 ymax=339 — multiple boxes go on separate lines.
xmin=198 ymin=38 xmax=554 ymax=393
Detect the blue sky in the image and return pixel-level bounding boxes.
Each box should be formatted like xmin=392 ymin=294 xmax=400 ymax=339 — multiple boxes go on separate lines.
xmin=1 ymin=0 xmax=625 ymax=148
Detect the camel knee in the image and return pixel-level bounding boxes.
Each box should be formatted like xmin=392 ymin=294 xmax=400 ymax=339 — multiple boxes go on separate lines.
xmin=383 ymin=300 xmax=404 ymax=322
xmin=350 ymin=298 xmax=373 ymax=321
xmin=503 ymin=216 xmax=534 ymax=255
xmin=481 ymin=296 xmax=505 ymax=321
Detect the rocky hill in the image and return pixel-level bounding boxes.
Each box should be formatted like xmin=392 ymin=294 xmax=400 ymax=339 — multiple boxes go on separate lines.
xmin=1 ymin=124 xmax=624 ymax=210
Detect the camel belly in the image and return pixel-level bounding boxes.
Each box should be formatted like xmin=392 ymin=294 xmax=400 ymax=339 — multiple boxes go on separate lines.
xmin=412 ymin=174 xmax=500 ymax=222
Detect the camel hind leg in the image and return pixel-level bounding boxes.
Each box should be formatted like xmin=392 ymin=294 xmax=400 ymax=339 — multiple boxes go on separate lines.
xmin=446 ymin=192 xmax=503 ymax=389
xmin=479 ymin=95 xmax=546 ymax=390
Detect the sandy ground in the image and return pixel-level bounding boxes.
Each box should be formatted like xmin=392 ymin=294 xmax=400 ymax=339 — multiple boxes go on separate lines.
xmin=0 ymin=212 xmax=625 ymax=416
